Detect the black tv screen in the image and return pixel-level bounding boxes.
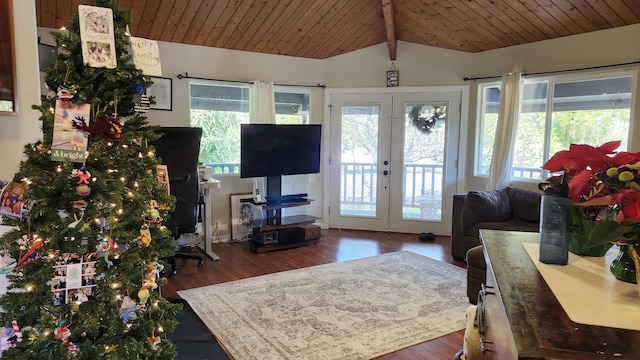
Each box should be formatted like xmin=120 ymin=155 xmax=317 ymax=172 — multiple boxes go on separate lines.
xmin=241 ymin=124 xmax=321 ymax=178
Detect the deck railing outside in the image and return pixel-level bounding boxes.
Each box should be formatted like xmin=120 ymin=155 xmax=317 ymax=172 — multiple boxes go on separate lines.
xmin=206 ymin=162 xmax=544 ymax=211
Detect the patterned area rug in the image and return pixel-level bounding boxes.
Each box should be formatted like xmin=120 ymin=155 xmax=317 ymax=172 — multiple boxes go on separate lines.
xmin=178 ymin=251 xmax=468 ymax=360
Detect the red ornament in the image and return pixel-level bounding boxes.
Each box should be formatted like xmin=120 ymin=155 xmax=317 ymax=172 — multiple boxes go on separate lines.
xmin=57 ymin=88 xmax=74 ymax=109
xmin=73 ymin=167 xmax=92 ymax=196
xmin=72 ymin=114 xmax=122 ymax=140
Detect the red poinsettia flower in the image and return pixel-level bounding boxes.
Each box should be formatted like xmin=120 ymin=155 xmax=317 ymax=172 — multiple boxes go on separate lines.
xmin=545 ymin=142 xmax=640 ymax=251
xmin=566 ymin=170 xmax=598 ymax=202
xmin=542 ymin=140 xmax=640 ymax=203
xmin=612 ymin=189 xmax=640 ymax=223
xmin=542 ymin=140 xmax=621 ymax=176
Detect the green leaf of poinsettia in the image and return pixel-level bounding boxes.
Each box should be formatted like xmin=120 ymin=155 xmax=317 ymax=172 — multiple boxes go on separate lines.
xmin=587 ymin=220 xmax=631 ymax=247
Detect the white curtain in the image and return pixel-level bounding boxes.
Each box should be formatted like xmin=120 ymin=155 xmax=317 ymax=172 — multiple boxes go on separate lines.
xmin=249 ymin=80 xmax=275 ymax=124
xmin=249 ymin=80 xmax=275 ymax=199
xmin=486 ymin=72 xmax=523 ymax=190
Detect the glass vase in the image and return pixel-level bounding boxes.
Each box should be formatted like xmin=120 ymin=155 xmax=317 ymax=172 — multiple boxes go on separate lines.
xmin=569 ymin=205 xmax=614 ymax=257
xmin=610 ymin=245 xmax=638 ymax=284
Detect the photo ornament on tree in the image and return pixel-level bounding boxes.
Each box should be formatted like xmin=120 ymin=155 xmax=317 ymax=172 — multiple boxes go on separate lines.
xmin=0 ymin=181 xmax=33 ymax=221
xmin=78 ymin=5 xmax=116 ymax=69
xmin=52 ymin=252 xmax=98 ymax=306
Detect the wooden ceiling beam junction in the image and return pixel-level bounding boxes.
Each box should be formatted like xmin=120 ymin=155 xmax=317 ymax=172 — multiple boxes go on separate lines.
xmin=381 ymin=0 xmax=397 ymax=61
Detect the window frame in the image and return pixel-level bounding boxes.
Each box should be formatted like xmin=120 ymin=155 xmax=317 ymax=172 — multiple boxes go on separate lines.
xmin=0 ymin=0 xmax=17 ymax=115
xmin=474 ymin=68 xmax=638 ymax=183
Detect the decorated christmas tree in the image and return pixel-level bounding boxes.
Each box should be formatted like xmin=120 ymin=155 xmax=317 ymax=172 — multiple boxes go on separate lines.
xmin=0 ymin=1 xmax=180 ymax=358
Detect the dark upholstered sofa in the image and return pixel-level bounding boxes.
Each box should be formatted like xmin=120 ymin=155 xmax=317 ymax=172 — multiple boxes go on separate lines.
xmin=451 ymin=187 xmax=541 ymax=303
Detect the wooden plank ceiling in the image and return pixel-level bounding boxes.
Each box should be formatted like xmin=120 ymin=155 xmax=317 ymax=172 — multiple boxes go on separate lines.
xmin=36 ymin=0 xmax=640 ymax=60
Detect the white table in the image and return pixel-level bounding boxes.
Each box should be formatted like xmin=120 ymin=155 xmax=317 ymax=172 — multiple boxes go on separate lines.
xmin=199 ymin=178 xmax=221 ymax=260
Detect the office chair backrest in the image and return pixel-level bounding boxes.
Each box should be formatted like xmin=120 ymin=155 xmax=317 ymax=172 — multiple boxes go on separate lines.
xmin=153 ymin=127 xmax=203 ymax=238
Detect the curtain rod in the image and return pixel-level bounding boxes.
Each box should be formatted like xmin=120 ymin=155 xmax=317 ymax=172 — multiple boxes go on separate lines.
xmin=176 ymin=72 xmax=326 ymax=88
xmin=463 ymin=60 xmax=640 ymax=82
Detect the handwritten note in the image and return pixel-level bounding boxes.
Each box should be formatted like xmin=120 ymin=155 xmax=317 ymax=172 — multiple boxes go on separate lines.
xmin=130 ymin=37 xmax=163 ymax=76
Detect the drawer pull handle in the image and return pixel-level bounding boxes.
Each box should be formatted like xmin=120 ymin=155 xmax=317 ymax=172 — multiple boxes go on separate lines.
xmin=480 ymin=339 xmax=494 ymax=353
xmin=481 ymin=283 xmax=495 ymax=295
xmin=475 ymin=291 xmax=486 ymax=334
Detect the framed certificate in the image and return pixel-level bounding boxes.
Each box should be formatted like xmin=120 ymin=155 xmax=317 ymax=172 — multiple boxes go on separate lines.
xmin=147 ymin=76 xmax=172 ymax=111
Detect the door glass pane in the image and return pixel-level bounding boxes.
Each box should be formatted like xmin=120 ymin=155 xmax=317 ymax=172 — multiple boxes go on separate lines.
xmin=403 ymin=104 xmax=446 ymax=221
xmin=340 ymin=106 xmax=378 ymax=217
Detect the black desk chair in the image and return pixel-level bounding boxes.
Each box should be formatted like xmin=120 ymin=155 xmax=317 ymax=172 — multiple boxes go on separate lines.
xmin=153 ymin=127 xmax=205 ymax=277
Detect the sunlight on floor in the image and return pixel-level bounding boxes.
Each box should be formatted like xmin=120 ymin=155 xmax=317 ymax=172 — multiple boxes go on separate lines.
xmin=336 ymin=238 xmax=380 ymax=261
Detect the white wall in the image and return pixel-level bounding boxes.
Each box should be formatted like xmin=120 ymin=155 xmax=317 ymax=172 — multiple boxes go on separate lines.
xmin=324 ymin=41 xmax=473 ymax=88
xmin=470 ymin=24 xmax=640 ymax=79
xmin=0 ymin=1 xmax=41 ymax=180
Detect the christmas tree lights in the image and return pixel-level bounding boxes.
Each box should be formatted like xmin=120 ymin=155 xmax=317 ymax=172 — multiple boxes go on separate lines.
xmin=0 ymin=1 xmax=180 ymax=358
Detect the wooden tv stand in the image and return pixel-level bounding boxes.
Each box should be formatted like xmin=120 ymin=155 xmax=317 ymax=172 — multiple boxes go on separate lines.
xmin=479 ymin=229 xmax=640 ymax=359
xmin=246 ymin=198 xmax=320 ymax=253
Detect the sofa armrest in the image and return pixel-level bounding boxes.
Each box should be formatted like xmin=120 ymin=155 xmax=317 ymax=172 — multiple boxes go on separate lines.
xmin=451 ymin=193 xmax=467 ymax=261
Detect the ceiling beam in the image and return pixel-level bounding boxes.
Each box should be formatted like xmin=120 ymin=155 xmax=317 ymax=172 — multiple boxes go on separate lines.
xmin=381 ymin=0 xmax=397 ymax=61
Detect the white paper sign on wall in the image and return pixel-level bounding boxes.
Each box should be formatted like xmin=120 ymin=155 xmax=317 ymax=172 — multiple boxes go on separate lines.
xmin=130 ymin=37 xmax=163 ymax=76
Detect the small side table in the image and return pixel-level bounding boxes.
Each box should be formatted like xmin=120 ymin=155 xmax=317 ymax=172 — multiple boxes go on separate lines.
xmin=199 ymin=178 xmax=221 ymax=260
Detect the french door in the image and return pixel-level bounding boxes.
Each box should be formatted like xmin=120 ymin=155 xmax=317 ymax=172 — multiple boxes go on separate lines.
xmin=328 ymin=90 xmax=461 ymax=235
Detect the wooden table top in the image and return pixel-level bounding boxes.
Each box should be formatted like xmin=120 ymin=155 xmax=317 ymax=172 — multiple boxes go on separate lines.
xmin=481 ymin=229 xmax=640 ymax=359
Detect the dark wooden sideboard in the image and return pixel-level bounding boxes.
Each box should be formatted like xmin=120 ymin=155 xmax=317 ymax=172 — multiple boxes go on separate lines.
xmin=479 ymin=229 xmax=640 ymax=359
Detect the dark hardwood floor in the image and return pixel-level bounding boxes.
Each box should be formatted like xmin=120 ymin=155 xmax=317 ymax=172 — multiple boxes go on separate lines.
xmin=162 ymin=228 xmax=468 ymax=360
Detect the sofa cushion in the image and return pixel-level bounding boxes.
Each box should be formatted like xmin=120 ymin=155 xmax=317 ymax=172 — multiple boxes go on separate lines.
xmin=467 ymin=220 xmax=539 ymax=239
xmin=508 ymin=187 xmax=541 ymax=223
xmin=466 ymin=245 xmax=485 ymax=269
xmin=461 ymin=188 xmax=511 ymax=232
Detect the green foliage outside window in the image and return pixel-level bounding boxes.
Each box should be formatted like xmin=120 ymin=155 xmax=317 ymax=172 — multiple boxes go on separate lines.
xmin=191 ymin=110 xmax=248 ymax=172
xmin=191 ymin=108 xmax=306 ymax=174
xmin=483 ymin=108 xmax=631 ymax=178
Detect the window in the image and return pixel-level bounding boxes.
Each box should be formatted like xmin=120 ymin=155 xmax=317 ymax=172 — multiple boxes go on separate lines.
xmin=189 ymin=82 xmax=311 ymax=174
xmin=477 ymin=83 xmax=500 ymax=176
xmin=274 ymin=88 xmax=310 ymax=125
xmin=477 ymin=70 xmax=634 ymax=180
xmin=190 ymin=82 xmax=250 ymax=174
xmin=0 ymin=0 xmax=16 ymax=113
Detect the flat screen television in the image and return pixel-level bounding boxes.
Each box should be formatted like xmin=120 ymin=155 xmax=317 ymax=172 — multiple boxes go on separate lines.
xmin=240 ymin=124 xmax=321 ymax=179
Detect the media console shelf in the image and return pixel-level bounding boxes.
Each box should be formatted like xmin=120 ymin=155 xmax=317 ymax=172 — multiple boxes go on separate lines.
xmin=243 ymin=198 xmax=321 ymax=253
xmin=243 ymin=175 xmax=321 ymax=253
